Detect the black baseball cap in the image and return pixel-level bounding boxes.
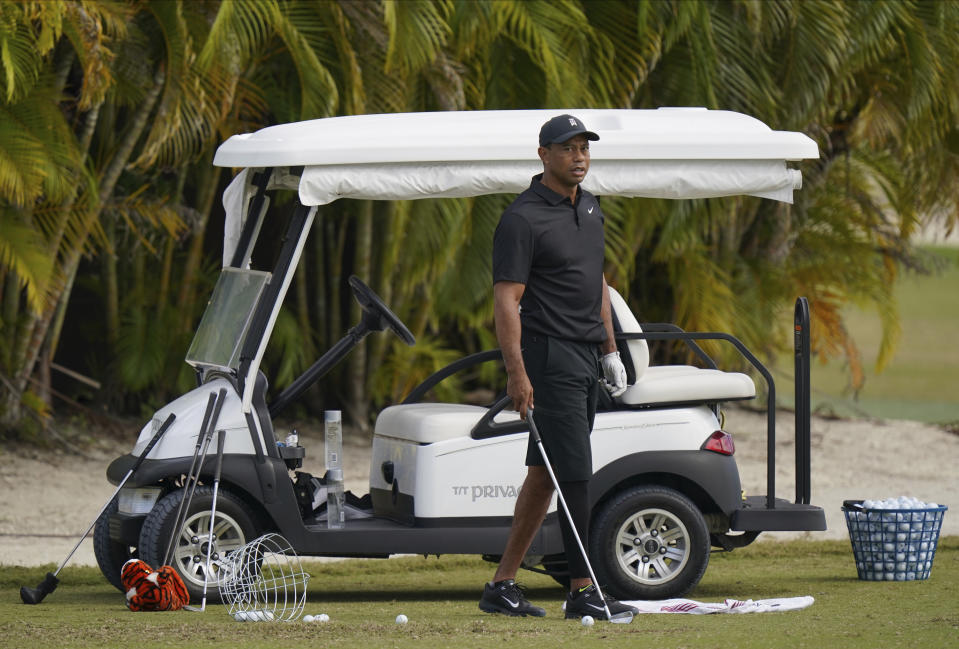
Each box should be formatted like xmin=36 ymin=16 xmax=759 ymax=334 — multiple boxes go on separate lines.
xmin=538 ymin=114 xmax=599 ymax=146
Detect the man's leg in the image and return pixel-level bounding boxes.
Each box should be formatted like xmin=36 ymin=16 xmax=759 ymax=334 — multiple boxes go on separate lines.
xmin=492 ymin=465 xmax=553 ymax=582
xmin=557 ymin=479 xmax=591 ymax=592
xmin=479 ymin=466 xmax=553 ymax=616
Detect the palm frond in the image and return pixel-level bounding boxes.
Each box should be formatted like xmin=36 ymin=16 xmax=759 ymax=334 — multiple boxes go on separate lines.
xmin=582 ymin=0 xmax=649 ymax=106
xmin=0 ymin=207 xmax=54 ymax=313
xmin=433 ymin=194 xmax=507 ymax=329
xmin=263 ymin=306 xmax=313 ymax=388
xmin=59 ymin=0 xmax=130 ymax=109
xmin=369 ymin=334 xmax=463 ymax=404
xmin=104 ymin=189 xmax=187 ymax=256
xmin=0 ymin=2 xmax=58 ymax=103
xmin=131 ymin=2 xmax=222 ymax=167
xmin=383 ymin=0 xmax=452 ymax=75
xmin=0 ymin=81 xmax=79 ymax=206
xmin=271 ymin=2 xmax=339 ymax=119
xmin=494 ymin=0 xmax=593 ymax=102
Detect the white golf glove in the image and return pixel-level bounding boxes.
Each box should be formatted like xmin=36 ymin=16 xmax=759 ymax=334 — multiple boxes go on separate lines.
xmin=600 ymin=351 xmax=628 ymax=398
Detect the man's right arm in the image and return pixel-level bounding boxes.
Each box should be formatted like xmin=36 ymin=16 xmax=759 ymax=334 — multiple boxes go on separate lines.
xmin=494 ymin=281 xmax=533 ymax=419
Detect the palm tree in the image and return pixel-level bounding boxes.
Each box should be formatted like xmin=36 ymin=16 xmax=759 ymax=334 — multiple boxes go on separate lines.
xmin=0 ymin=0 xmax=130 ymax=426
xmin=3 ymin=0 xmax=957 ymax=436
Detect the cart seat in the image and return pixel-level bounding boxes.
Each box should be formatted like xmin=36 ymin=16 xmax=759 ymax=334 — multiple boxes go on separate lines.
xmin=608 ymin=287 xmax=756 ymax=406
xmin=375 ymin=403 xmax=521 ymax=444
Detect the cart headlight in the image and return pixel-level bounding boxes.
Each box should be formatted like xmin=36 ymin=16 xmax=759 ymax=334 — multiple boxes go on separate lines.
xmin=118 ymin=487 xmax=163 ymax=514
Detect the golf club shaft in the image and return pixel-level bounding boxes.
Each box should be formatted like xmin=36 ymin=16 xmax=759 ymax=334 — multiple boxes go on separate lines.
xmin=201 ymin=429 xmax=227 ymax=605
xmin=527 ymin=409 xmax=615 ymax=622
xmin=163 ymin=426 xmax=214 ymax=567
xmin=55 ymin=413 xmax=177 ymax=577
xmin=163 ymin=392 xmax=218 ymax=564
xmin=162 ymin=388 xmax=227 ymax=566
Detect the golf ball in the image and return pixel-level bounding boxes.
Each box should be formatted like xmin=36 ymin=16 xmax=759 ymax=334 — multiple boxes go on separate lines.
xmin=395 ymin=614 xmax=408 ymax=625
xmin=581 ymin=615 xmax=595 ymax=627
xmin=303 ymin=615 xmax=314 ymax=623
xmin=233 ymin=611 xmax=248 ymax=622
xmin=317 ymin=613 xmax=330 ymax=622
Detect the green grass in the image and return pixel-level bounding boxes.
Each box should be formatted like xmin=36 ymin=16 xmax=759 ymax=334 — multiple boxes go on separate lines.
xmin=3 ymin=538 xmax=957 ymax=648
xmin=777 ymin=246 xmax=959 ymax=425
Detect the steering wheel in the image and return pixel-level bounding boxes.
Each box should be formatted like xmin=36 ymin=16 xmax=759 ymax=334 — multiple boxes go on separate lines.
xmin=348 ymin=275 xmax=416 ymax=346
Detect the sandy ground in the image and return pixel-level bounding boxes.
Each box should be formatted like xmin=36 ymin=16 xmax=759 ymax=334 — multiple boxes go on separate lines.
xmin=1 ymin=407 xmax=956 ymax=568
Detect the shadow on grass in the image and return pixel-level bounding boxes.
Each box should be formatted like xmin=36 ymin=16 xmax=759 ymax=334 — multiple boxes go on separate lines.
xmin=305 ymin=583 xmax=564 ymax=604
xmin=691 ymin=574 xmax=862 ymax=599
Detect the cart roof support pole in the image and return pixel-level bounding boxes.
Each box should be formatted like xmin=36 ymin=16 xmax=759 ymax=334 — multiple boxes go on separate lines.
xmin=794 ymin=297 xmax=811 ymax=505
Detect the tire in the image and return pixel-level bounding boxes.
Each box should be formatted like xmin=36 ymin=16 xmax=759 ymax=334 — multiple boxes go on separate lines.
xmin=93 ymin=497 xmax=136 ymax=591
xmin=590 ymin=485 xmax=710 ymax=600
xmin=138 ymin=485 xmax=259 ymax=603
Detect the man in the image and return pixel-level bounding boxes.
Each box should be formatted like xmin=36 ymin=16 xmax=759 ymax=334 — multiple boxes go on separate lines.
xmin=478 ymin=114 xmax=637 ymax=620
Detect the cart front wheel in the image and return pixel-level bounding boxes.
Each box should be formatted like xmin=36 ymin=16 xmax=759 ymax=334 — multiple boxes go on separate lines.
xmin=138 ymin=486 xmax=259 ymax=602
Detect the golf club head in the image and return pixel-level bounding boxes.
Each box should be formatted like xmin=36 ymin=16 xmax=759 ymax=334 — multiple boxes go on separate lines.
xmin=608 ymin=611 xmax=634 ymax=624
xmin=20 ymin=572 xmax=59 ymax=605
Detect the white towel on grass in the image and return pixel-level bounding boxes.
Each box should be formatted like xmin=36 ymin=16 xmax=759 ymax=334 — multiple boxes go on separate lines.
xmin=621 ymin=596 xmax=814 ymax=614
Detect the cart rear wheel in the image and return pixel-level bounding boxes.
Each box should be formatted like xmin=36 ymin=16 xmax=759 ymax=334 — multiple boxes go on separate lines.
xmin=138 ymin=486 xmax=258 ymax=602
xmin=591 ymin=485 xmax=710 ymax=600
xmin=93 ymin=497 xmax=136 ymax=591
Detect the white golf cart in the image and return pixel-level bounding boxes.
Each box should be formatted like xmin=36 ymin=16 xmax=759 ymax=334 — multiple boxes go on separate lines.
xmin=96 ymin=108 xmax=826 ymax=602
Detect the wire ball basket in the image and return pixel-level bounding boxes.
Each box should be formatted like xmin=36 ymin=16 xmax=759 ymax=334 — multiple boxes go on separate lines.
xmin=219 ymin=533 xmax=311 ymax=621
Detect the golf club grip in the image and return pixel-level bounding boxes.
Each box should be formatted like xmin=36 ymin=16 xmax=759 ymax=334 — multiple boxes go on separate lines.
xmin=214 ymin=429 xmax=226 ymax=475
xmin=196 ymin=392 xmax=219 ymax=448
xmin=526 ymin=409 xmax=542 ymax=443
xmin=209 ymin=387 xmax=228 ymax=430
xmin=129 ymin=413 xmax=176 ymax=473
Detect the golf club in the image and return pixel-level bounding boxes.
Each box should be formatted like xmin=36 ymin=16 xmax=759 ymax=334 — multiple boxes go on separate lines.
xmin=20 ymin=412 xmax=177 ymax=605
xmin=184 ymin=428 xmax=227 ymax=612
xmin=161 ymin=389 xmax=226 ymax=567
xmin=161 ymin=392 xmax=217 ymax=565
xmin=161 ymin=390 xmax=226 ymax=566
xmin=527 ymin=409 xmax=633 ymax=624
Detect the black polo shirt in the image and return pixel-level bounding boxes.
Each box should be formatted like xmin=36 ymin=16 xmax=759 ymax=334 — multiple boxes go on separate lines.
xmin=492 ymin=174 xmax=606 ymax=343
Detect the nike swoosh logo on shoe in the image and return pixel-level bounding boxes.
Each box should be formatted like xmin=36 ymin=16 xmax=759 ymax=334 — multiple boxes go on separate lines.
xmin=503 ymin=598 xmax=520 ymax=608
xmin=588 ymin=206 xmax=594 ymax=214
xmin=586 ymin=603 xmax=605 ymax=611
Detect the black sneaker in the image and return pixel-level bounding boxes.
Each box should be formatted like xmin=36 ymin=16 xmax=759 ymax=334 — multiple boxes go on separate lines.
xmin=564 ymin=584 xmax=638 ymax=620
xmin=479 ymin=580 xmax=547 ymax=617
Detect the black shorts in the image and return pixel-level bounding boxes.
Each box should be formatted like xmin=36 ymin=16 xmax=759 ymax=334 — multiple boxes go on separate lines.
xmin=522 ymin=331 xmax=600 ymax=482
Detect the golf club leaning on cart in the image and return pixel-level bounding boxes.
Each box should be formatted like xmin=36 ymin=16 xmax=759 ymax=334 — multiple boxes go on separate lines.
xmin=162 ymin=388 xmax=227 ymax=569
xmin=20 ymin=413 xmax=177 ymax=605
xmin=184 ymin=428 xmax=227 ymax=612
xmin=527 ymin=409 xmax=633 ymax=624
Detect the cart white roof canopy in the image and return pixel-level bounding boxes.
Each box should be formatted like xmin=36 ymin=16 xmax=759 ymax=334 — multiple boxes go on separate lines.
xmin=215 ymin=108 xmax=818 ymax=263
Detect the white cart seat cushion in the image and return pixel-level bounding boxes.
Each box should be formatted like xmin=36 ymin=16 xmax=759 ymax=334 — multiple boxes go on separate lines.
xmin=607 ymin=287 xmax=756 ymax=405
xmin=374 ymin=403 xmax=520 ymax=444
xmin=620 ymin=366 xmax=756 ymax=405
xmin=607 ymin=287 xmax=650 ymax=381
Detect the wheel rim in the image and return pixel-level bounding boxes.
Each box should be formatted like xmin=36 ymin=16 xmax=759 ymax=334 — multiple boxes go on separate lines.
xmin=613 ymin=507 xmax=691 ymax=585
xmin=172 ymin=510 xmax=247 ymax=589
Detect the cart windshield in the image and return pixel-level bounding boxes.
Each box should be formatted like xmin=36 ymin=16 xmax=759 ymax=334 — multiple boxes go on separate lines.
xmin=185 ymin=268 xmax=271 ymax=371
